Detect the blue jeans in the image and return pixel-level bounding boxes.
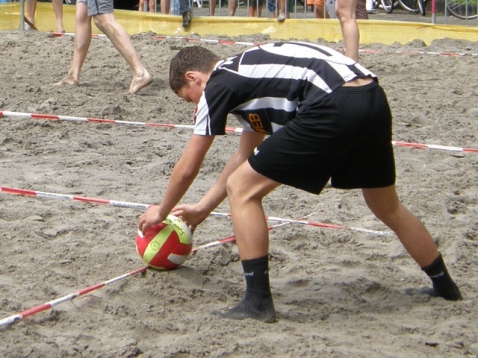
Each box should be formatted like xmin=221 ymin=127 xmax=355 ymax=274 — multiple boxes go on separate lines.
xmin=267 ymin=0 xmax=276 ymax=12
xmin=179 ymin=0 xmax=191 ymax=13
xmin=171 ymin=0 xmax=180 ymax=14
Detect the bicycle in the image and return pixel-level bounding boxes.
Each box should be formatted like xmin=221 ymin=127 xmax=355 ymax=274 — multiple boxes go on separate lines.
xmin=368 ymin=0 xmax=398 ymax=13
xmin=380 ymin=0 xmax=422 ymax=15
xmin=446 ymin=0 xmax=477 ymax=19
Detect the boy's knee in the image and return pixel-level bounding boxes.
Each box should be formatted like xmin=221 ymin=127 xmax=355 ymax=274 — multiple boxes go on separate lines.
xmin=225 ymin=178 xmax=233 ymax=198
xmin=226 ymin=174 xmax=256 ymax=205
xmin=226 ymin=176 xmax=241 ymax=200
xmin=92 ymin=16 xmax=103 ymax=29
xmin=92 ymin=14 xmax=111 ymax=31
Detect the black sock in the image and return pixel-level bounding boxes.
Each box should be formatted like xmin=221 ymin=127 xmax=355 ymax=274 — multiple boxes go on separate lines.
xmin=422 ymin=253 xmax=463 ymax=301
xmin=213 ymin=255 xmax=276 ymax=323
xmin=242 ymin=255 xmax=272 ymax=297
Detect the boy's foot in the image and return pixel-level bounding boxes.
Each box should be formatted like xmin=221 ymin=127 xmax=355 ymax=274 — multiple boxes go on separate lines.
xmin=277 ymin=12 xmax=286 ymax=21
xmin=128 ymin=71 xmax=153 ymax=94
xmin=408 ymin=285 xmax=463 ymax=301
xmin=182 ymin=10 xmax=192 ymax=28
xmin=212 ymin=297 xmax=276 ymax=323
xmin=53 ymin=73 xmax=79 ymax=86
xmin=433 ymin=282 xmax=463 ymax=301
xmin=23 ymin=19 xmax=38 ymax=30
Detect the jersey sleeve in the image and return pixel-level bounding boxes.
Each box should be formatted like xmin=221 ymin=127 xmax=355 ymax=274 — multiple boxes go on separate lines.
xmin=193 ymin=79 xmax=239 ymax=136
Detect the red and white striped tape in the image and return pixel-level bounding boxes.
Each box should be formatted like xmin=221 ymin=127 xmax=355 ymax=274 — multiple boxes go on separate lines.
xmin=2 ymin=110 xmax=477 ymax=153
xmin=51 ymin=31 xmax=105 ymax=38
xmin=0 ymin=266 xmax=148 ymax=327
xmin=0 ymin=185 xmax=150 ymax=209
xmin=49 ymin=32 xmax=478 ymax=57
xmin=192 ymin=212 xmax=315 ymax=251
xmin=151 ymin=35 xmax=263 ymax=47
xmin=51 ymin=32 xmax=261 ymax=46
xmin=0 ymin=186 xmax=391 ymax=236
xmin=0 ymin=110 xmax=242 ymax=134
xmin=211 ymin=211 xmax=392 ymax=236
xmin=391 ymin=140 xmax=478 ymax=153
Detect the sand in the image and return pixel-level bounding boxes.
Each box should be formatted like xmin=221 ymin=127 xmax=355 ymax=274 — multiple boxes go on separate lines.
xmin=1 ymin=30 xmax=478 ymax=357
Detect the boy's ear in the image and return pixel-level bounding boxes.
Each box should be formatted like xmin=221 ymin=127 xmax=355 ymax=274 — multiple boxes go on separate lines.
xmin=185 ymin=71 xmax=197 ymax=84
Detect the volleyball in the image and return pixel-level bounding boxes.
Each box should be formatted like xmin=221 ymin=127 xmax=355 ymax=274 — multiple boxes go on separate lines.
xmin=136 ymin=215 xmax=193 ymax=270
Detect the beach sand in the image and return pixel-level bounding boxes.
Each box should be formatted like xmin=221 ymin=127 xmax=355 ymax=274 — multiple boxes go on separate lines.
xmin=1 ymin=30 xmax=478 ymax=357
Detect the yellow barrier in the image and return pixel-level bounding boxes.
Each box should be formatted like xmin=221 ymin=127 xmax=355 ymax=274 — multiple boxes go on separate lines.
xmin=1 ymin=2 xmax=478 ymax=45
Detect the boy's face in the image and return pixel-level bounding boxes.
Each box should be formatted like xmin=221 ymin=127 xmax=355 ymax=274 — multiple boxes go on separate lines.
xmin=177 ymin=83 xmax=203 ymax=105
xmin=176 ymin=70 xmax=209 ymax=104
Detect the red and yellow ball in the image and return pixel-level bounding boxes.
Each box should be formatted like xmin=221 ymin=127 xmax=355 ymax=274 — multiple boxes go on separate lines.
xmin=136 ymin=215 xmax=193 ymax=270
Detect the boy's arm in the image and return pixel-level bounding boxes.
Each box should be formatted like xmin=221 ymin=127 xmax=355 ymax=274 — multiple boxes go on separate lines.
xmin=138 ymin=134 xmax=215 ymax=233
xmin=173 ymin=130 xmax=266 ymax=228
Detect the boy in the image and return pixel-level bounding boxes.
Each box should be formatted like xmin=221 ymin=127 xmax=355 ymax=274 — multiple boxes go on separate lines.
xmin=138 ymin=42 xmax=462 ymax=323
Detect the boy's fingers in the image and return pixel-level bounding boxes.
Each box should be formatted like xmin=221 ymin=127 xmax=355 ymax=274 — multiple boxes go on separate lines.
xmin=138 ymin=216 xmax=148 ymax=233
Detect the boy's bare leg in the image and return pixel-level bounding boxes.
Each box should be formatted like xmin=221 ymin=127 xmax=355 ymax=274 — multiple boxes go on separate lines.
xmin=149 ymin=0 xmax=156 ymax=12
xmin=229 ymin=0 xmax=237 ymax=15
xmin=362 ymin=186 xmax=439 ymax=266
xmin=277 ymin=0 xmax=286 ymax=20
xmin=26 ymin=0 xmax=37 ymax=29
xmin=54 ymin=2 xmax=91 ymax=86
xmin=316 ymin=2 xmax=330 ymax=18
xmin=335 ymin=0 xmax=359 ymax=61
xmin=362 ymin=186 xmax=462 ymax=300
xmin=210 ymin=0 xmax=216 ymax=15
xmin=161 ymin=0 xmax=170 ymax=13
xmin=228 ymin=173 xmax=276 ymax=260
xmin=52 ymin=0 xmax=65 ymax=32
xmin=213 ymin=163 xmax=280 ymax=322
xmin=93 ymin=13 xmax=152 ymax=94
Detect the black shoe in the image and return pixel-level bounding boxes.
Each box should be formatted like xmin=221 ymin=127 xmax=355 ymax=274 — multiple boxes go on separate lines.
xmin=407 ymin=285 xmax=463 ymax=301
xmin=434 ymin=282 xmax=463 ymax=301
xmin=212 ymin=297 xmax=276 ymax=323
xmin=182 ymin=10 xmax=192 ymax=28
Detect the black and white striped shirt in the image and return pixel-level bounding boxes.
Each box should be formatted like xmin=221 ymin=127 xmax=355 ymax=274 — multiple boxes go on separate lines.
xmin=194 ymin=41 xmax=376 ymax=136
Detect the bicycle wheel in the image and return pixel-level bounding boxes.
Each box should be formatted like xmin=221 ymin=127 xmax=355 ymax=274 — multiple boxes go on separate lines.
xmin=447 ymin=0 xmax=478 ymax=19
xmin=417 ymin=0 xmax=426 ymax=15
xmin=398 ymin=0 xmax=420 ymax=13
xmin=381 ymin=0 xmax=394 ymax=13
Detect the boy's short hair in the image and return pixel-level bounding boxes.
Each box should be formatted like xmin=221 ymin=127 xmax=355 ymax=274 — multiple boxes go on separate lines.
xmin=169 ymin=46 xmax=221 ymax=93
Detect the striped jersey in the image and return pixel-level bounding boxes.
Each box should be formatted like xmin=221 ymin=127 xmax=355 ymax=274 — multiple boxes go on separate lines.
xmin=193 ymin=41 xmax=377 ymax=136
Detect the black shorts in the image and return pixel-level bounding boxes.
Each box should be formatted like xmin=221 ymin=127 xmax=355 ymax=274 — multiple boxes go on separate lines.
xmin=248 ymin=81 xmax=396 ymax=194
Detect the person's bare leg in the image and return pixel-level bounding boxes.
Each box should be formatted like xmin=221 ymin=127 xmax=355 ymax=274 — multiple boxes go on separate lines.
xmin=54 ymin=2 xmax=91 ymax=86
xmin=277 ymin=0 xmax=286 ymax=20
xmin=138 ymin=0 xmax=146 ymax=11
xmin=335 ymin=0 xmax=359 ymax=61
xmin=363 ymin=186 xmax=462 ymax=300
xmin=161 ymin=0 xmax=171 ymax=13
xmin=363 ymin=186 xmax=439 ymax=266
xmin=149 ymin=0 xmax=156 ymax=12
xmin=315 ymin=1 xmax=329 ymax=18
xmin=52 ymin=0 xmax=65 ymax=32
xmin=229 ymin=0 xmax=237 ymax=15
xmin=315 ymin=5 xmax=323 ymax=17
xmin=93 ymin=13 xmax=152 ymax=94
xmin=228 ymin=166 xmax=279 ymax=260
xmin=26 ymin=0 xmax=37 ymax=29
xmin=210 ymin=0 xmax=216 ymax=15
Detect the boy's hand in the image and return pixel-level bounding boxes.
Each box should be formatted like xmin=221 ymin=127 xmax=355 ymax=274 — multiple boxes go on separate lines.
xmin=172 ymin=203 xmax=208 ymax=234
xmin=138 ymin=205 xmax=164 ymax=234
